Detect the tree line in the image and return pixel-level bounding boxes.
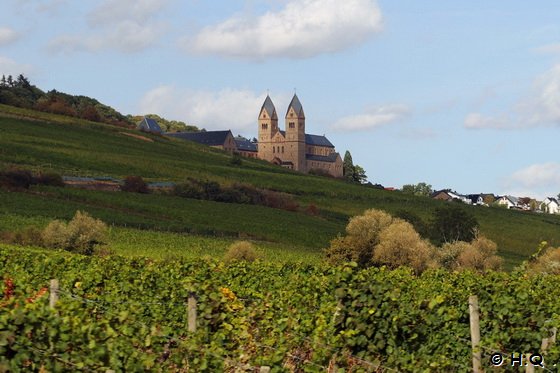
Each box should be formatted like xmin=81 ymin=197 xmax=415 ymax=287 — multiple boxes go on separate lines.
xmin=0 ymin=74 xmax=132 ymax=127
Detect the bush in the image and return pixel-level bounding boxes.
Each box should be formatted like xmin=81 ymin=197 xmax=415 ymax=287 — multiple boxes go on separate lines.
xmin=0 ymin=227 xmax=43 ymax=246
xmin=223 ymin=241 xmax=260 ymax=263
xmin=325 ymin=209 xmax=394 ymax=267
xmin=0 ymin=169 xmax=33 ymax=189
xmin=394 ymin=210 xmax=430 ymax=238
xmin=121 ymin=175 xmax=149 ymax=194
xmin=173 ymin=179 xmax=204 ymax=199
xmin=42 ymin=211 xmax=108 ymax=255
xmin=528 ymin=245 xmax=560 ymax=275
xmin=373 ymin=220 xmax=436 ymax=274
xmin=436 ymin=235 xmax=502 ymax=272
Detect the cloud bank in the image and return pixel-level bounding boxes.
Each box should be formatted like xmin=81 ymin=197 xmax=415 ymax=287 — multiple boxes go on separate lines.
xmin=186 ymin=0 xmax=383 ymax=59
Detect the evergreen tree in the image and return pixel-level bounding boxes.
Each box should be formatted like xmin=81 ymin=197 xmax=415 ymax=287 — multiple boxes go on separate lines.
xmin=0 ymin=75 xmax=6 ymax=87
xmin=6 ymin=75 xmax=14 ymax=87
xmin=343 ymin=151 xmax=354 ymax=180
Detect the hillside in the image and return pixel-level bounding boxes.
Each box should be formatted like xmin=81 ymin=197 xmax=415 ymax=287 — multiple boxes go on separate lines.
xmin=2 ymin=104 xmax=560 ymax=269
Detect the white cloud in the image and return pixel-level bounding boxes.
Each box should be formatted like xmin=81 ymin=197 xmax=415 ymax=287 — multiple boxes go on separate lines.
xmin=0 ymin=56 xmax=34 ymax=76
xmin=138 ymin=86 xmax=273 ymax=133
xmin=0 ymin=27 xmax=20 ymax=46
xmin=185 ymin=0 xmax=383 ymax=59
xmin=465 ymin=64 xmax=560 ymax=130
xmin=503 ymin=163 xmax=560 ymax=200
xmin=331 ymin=104 xmax=410 ymax=132
xmin=47 ymin=0 xmax=168 ymax=54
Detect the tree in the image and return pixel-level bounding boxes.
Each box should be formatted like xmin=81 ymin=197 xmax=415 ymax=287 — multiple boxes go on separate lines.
xmin=352 ymin=164 xmax=367 ymax=184
xmin=431 ymin=205 xmax=479 ymax=243
xmin=402 ymin=182 xmax=433 ymax=197
xmin=483 ymin=194 xmax=495 ymax=205
xmin=343 ymin=151 xmax=354 ymax=180
xmin=0 ymin=75 xmax=6 ymax=87
xmin=342 ymin=150 xmax=368 ymax=184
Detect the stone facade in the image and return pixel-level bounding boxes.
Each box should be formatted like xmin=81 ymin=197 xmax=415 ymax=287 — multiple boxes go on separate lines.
xmin=257 ymin=94 xmax=343 ymax=178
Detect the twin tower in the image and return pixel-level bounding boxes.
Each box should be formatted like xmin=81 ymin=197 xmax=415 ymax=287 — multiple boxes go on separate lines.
xmin=257 ymin=94 xmax=307 ymax=172
xmin=256 ymin=94 xmax=343 ymax=177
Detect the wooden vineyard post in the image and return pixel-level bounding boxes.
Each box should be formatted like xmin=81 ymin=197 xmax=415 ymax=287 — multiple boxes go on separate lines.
xmin=526 ymin=354 xmax=534 ymax=373
xmin=541 ymin=327 xmax=557 ymax=352
xmin=469 ymin=295 xmax=482 ymax=373
xmin=49 ymin=279 xmax=59 ymax=309
xmin=188 ymin=293 xmax=197 ymax=332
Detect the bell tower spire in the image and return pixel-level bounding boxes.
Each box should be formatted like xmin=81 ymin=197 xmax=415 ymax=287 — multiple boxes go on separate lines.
xmin=285 ymin=94 xmax=306 ymax=172
xmin=258 ymin=94 xmax=278 ymax=161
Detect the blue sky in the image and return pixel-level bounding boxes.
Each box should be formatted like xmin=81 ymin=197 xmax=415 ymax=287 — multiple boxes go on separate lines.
xmin=2 ymin=0 xmax=560 ymax=199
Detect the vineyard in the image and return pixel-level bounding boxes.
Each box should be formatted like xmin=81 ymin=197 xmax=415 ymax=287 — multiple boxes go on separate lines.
xmin=2 ymin=245 xmax=560 ymax=372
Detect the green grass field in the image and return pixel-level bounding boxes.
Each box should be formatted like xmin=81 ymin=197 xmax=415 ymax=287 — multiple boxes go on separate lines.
xmin=2 ymin=104 xmax=560 ymax=269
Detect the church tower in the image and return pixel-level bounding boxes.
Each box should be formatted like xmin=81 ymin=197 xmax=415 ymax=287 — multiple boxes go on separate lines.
xmin=257 ymin=95 xmax=278 ymax=161
xmin=284 ymin=94 xmax=306 ymax=172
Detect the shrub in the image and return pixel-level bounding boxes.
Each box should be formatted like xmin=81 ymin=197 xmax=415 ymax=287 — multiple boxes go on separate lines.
xmin=0 ymin=169 xmax=33 ymax=189
xmin=223 ymin=241 xmax=260 ymax=263
xmin=325 ymin=209 xmax=394 ymax=267
xmin=0 ymin=227 xmax=43 ymax=246
xmin=528 ymin=245 xmax=560 ymax=275
xmin=305 ymin=204 xmax=319 ymax=216
xmin=436 ymin=235 xmax=502 ymax=272
xmin=42 ymin=211 xmax=108 ymax=255
xmin=394 ymin=210 xmax=430 ymax=238
xmin=121 ymin=175 xmax=149 ymax=194
xmin=173 ymin=179 xmax=204 ymax=199
xmin=373 ymin=220 xmax=436 ymax=274
xmin=261 ymin=190 xmax=299 ymax=212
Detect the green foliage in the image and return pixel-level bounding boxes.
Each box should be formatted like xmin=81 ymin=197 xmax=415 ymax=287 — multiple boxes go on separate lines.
xmin=42 ymin=211 xmax=108 ymax=255
xmin=401 ymin=182 xmax=433 ymax=197
xmin=223 ymin=241 xmax=260 ymax=263
xmin=431 ymin=205 xmax=479 ymax=243
xmin=0 ymin=75 xmax=132 ymax=127
xmin=394 ymin=209 xmax=430 ymax=238
xmin=342 ymin=150 xmax=367 ymax=184
xmin=2 ymin=246 xmax=560 ymax=371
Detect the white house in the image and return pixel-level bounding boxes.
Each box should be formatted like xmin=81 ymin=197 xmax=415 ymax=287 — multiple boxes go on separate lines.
xmin=496 ymin=195 xmax=519 ymax=209
xmin=542 ymin=197 xmax=560 ymax=214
